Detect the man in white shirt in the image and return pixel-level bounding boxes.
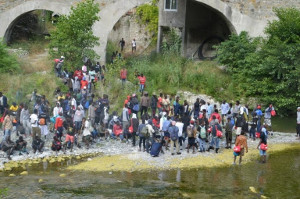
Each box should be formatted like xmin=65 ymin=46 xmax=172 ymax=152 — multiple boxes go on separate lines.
xmin=176 ymin=119 xmax=184 ymax=150
xmin=132 ymin=38 xmax=136 ymax=53
xmin=30 ymin=109 xmax=41 ymax=138
xmin=221 ymin=100 xmax=229 ymax=126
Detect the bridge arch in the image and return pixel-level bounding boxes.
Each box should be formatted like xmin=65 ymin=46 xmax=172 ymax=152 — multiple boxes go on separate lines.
xmin=0 ymin=0 xmax=150 ymax=62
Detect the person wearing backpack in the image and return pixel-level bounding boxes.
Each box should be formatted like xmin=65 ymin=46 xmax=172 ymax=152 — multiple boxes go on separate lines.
xmin=130 ymin=94 xmax=139 ymax=115
xmin=168 ymin=121 xmax=181 ymax=155
xmin=138 ymin=119 xmax=147 ymax=151
xmin=198 ymin=120 xmax=208 ymax=152
xmin=186 ymin=120 xmax=196 ymax=153
xmin=257 ymin=125 xmax=268 ymax=163
xmin=39 ymin=113 xmax=48 ymax=140
xmin=208 ymin=119 xmax=222 ymax=153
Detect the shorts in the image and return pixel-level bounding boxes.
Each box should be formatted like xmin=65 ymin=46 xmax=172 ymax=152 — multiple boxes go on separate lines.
xmin=264 ymin=118 xmax=271 ymax=127
xmin=259 ymin=148 xmax=267 ymax=156
xmin=188 ymin=137 xmax=195 ymax=146
xmin=233 ymin=148 xmax=245 ymax=156
xmin=65 ymin=134 xmax=75 ymax=143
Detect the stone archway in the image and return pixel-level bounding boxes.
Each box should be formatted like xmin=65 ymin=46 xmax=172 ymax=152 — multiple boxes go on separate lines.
xmin=0 ymin=0 xmax=150 ymax=63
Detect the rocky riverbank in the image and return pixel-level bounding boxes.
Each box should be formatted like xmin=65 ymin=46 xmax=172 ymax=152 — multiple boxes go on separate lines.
xmin=1 ymin=130 xmax=299 ymax=174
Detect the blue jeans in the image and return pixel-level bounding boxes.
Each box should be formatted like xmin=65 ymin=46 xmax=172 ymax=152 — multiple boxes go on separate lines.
xmin=139 ymin=84 xmax=144 ymax=92
xmin=210 ymin=137 xmax=220 ymax=148
xmin=198 ymin=138 xmax=206 ymax=151
xmin=4 ymin=129 xmax=11 ymax=139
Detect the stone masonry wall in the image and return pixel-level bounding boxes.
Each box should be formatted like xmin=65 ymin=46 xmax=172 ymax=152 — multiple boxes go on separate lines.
xmin=0 ymin=0 xmax=115 ymax=12
xmin=220 ymin=0 xmax=300 ymax=20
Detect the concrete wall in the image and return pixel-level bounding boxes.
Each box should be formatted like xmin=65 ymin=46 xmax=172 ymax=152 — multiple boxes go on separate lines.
xmin=185 ymin=0 xmax=232 ymax=57
xmin=0 ymin=0 xmax=150 ymax=63
xmin=107 ymin=8 xmax=153 ymax=56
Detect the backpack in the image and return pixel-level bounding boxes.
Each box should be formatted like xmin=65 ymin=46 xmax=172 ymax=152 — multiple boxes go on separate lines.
xmin=187 ymin=125 xmax=194 ymax=138
xmin=200 ymin=126 xmax=206 ymax=139
xmin=133 ymin=104 xmax=139 ymax=112
xmin=84 ymin=100 xmax=90 ymax=109
xmin=39 ymin=118 xmax=46 ymax=125
xmin=141 ymin=125 xmax=149 ymax=137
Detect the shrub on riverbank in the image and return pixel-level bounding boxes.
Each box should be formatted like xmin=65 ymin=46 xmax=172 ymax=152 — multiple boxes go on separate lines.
xmin=105 ymin=51 xmax=242 ymax=112
xmin=216 ymin=8 xmax=300 ymax=115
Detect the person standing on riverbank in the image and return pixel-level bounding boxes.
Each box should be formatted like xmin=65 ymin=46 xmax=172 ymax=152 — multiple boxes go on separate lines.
xmin=233 ymin=131 xmax=248 ymax=165
xmin=257 ymin=126 xmax=268 ymax=163
xmin=264 ymin=104 xmax=275 ymax=134
xmin=297 ymin=107 xmax=300 ymax=139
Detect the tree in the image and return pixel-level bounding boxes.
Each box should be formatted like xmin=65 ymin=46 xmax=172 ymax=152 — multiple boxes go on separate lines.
xmin=0 ymin=39 xmax=20 ymax=74
xmin=216 ymin=8 xmax=300 ymax=115
xmin=48 ymin=0 xmax=100 ymax=70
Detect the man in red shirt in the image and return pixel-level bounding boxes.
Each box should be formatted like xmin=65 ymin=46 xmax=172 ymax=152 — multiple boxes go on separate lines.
xmin=55 ymin=112 xmax=64 ymax=141
xmin=138 ymin=73 xmax=146 ymax=93
xmin=73 ymin=68 xmax=83 ymax=81
xmin=120 ymin=67 xmax=127 ymax=85
xmin=157 ymin=93 xmax=163 ymax=114
xmin=209 ymin=109 xmax=221 ymax=124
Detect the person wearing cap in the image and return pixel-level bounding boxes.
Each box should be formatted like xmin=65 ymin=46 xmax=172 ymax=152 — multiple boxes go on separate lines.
xmin=150 ymin=92 xmax=158 ymax=117
xmin=255 ymin=105 xmax=263 ymax=131
xmin=168 ymin=121 xmax=181 ymax=155
xmin=297 ymin=107 xmax=300 ymax=139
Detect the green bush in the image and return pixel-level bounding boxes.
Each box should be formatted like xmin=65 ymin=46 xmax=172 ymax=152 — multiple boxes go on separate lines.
xmin=105 ymin=51 xmax=241 ymax=112
xmin=0 ymin=39 xmax=20 ymax=74
xmin=136 ymin=0 xmax=159 ymax=39
xmin=216 ymin=8 xmax=300 ymax=115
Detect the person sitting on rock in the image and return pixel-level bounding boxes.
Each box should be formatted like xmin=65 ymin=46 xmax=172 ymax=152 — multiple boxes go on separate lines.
xmin=1 ymin=136 xmax=15 ymax=160
xmin=51 ymin=136 xmax=62 ymax=155
xmin=32 ymin=136 xmax=44 ymax=154
xmin=15 ymin=136 xmax=28 ymax=155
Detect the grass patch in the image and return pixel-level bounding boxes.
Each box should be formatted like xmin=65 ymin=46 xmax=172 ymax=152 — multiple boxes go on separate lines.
xmin=105 ymin=52 xmax=243 ymax=112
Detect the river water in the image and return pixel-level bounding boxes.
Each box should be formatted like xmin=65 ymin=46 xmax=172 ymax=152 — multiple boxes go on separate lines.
xmin=0 ymin=146 xmax=299 ymax=198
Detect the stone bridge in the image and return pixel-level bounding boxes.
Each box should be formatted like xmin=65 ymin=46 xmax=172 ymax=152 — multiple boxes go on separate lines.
xmin=0 ymin=0 xmax=150 ymax=62
xmin=1 ymin=0 xmax=300 ymax=62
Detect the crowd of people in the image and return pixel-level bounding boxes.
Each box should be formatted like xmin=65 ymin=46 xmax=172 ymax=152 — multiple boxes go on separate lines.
xmin=0 ymin=54 xmax=298 ymax=166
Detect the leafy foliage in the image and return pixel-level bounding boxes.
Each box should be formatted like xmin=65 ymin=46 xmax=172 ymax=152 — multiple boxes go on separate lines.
xmin=136 ymin=0 xmax=159 ymax=39
xmin=216 ymin=8 xmax=300 ymax=115
xmin=105 ymin=51 xmax=240 ymax=111
xmin=48 ymin=0 xmax=100 ymax=70
xmin=0 ymin=39 xmax=20 ymax=74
